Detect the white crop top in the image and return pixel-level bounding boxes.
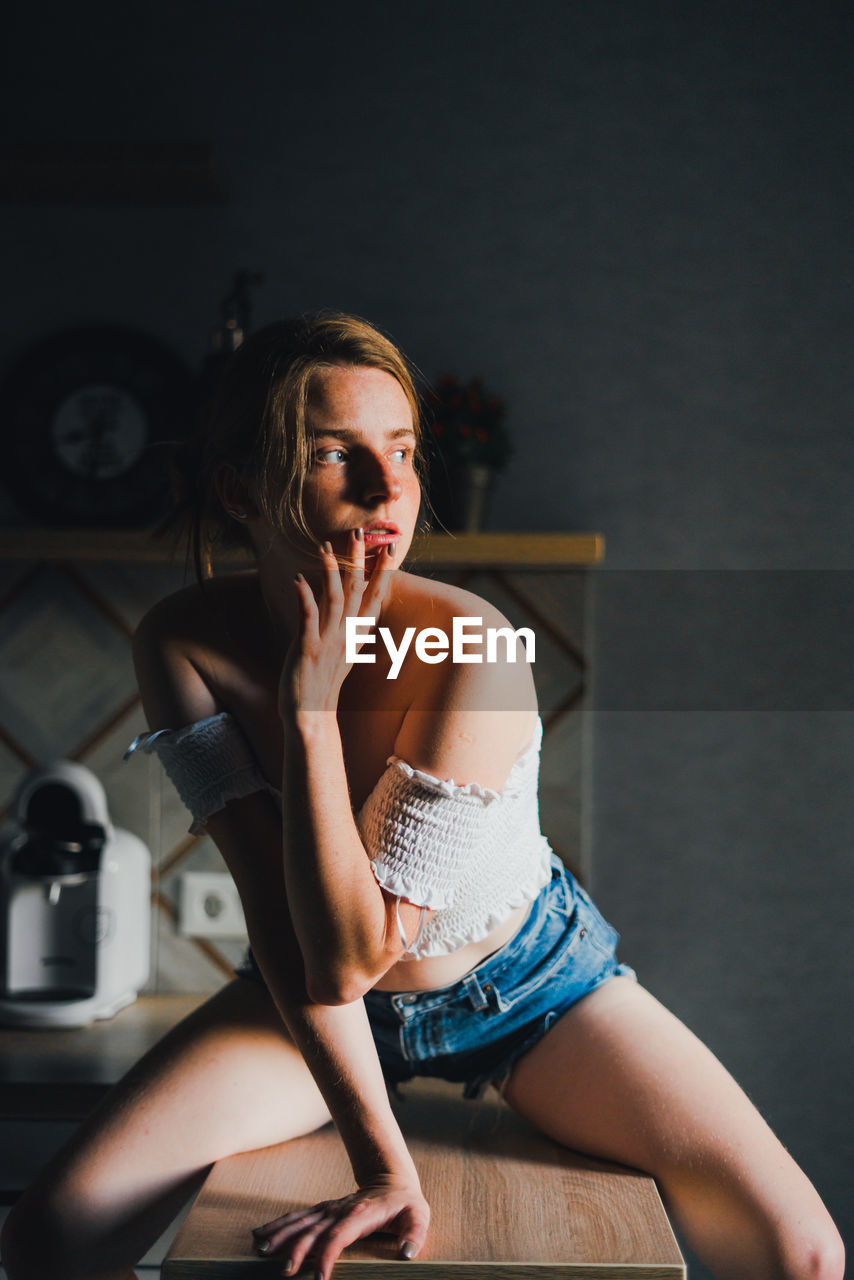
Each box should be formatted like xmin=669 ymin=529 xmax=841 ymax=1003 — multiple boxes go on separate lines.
xmin=125 ymin=712 xmax=552 ymax=960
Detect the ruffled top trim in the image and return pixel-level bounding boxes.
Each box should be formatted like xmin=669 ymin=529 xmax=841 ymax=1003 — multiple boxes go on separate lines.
xmin=382 ymin=713 xmax=541 ymax=805
xmin=384 ymin=759 xmax=501 ymax=804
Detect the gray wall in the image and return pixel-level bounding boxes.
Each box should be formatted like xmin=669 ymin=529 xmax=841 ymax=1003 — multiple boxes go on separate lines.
xmin=4 ymin=2 xmax=851 ymax=1272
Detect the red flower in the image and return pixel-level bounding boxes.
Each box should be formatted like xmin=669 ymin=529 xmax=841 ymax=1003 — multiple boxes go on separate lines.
xmin=427 ymin=372 xmax=512 ymax=471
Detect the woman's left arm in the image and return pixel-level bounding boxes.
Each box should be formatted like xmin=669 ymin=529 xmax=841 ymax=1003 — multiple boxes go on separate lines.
xmin=278 ymin=536 xmax=536 ymax=1003
xmin=280 ymin=705 xmax=414 ymax=1003
xmin=276 ymin=539 xmax=427 ymax=1002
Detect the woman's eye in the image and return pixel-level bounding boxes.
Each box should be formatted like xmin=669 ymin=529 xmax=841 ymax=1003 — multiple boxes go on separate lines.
xmin=316 ymin=447 xmax=347 ymax=464
xmin=391 ymin=447 xmax=410 ymax=463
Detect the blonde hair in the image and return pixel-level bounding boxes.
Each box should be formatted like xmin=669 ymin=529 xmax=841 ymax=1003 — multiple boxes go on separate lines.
xmin=163 ymin=312 xmax=425 ymax=580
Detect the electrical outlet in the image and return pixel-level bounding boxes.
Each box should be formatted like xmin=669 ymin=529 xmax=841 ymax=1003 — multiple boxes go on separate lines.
xmin=179 ymin=871 xmax=247 ymax=939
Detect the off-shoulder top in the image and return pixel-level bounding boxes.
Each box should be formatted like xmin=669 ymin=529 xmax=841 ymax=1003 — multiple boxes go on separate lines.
xmin=125 ymin=712 xmax=552 ymax=960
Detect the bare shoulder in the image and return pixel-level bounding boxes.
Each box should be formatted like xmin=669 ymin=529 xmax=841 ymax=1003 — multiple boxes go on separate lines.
xmin=135 ymin=571 xmax=259 ymax=643
xmin=390 ymin=572 xmax=538 ymax=792
xmin=396 ymin=571 xmax=532 ymax=642
xmin=132 ymin=572 xmax=263 ymax=729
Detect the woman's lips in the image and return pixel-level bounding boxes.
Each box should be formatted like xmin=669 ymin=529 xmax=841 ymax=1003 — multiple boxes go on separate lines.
xmin=322 ymin=524 xmax=401 ymax=554
xmin=361 ymin=522 xmax=400 ymax=547
xmin=362 ymin=529 xmax=397 ymax=546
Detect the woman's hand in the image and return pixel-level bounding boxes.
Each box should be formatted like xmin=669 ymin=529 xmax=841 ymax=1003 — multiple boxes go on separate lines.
xmin=279 ymin=529 xmax=395 ymax=719
xmin=252 ymin=1173 xmax=430 ymax=1278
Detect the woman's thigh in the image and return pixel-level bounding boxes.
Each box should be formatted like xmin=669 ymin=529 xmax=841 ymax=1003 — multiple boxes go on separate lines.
xmin=2 ymin=978 xmax=330 ymax=1280
xmin=500 ymin=976 xmax=843 ymax=1280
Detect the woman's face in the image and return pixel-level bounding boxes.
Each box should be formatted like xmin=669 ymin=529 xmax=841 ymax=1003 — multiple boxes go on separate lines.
xmin=299 ymin=364 xmax=422 ymax=566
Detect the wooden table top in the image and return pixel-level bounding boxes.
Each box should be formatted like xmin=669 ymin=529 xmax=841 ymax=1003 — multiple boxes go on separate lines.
xmin=166 ymin=1078 xmax=685 ymax=1279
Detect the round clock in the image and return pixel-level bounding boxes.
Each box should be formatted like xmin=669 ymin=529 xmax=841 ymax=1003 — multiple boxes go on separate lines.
xmin=1 ymin=326 xmax=194 ymax=527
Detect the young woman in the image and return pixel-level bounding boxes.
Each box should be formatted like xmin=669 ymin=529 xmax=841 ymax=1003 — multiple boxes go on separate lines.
xmin=1 ymin=314 xmax=843 ymax=1280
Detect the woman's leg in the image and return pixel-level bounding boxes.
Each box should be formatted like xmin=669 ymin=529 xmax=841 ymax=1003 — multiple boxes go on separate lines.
xmin=1 ymin=979 xmax=331 ymax=1280
xmin=500 ymin=977 xmax=844 ymax=1280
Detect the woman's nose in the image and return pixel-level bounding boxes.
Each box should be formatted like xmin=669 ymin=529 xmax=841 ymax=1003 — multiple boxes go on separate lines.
xmin=357 ymin=453 xmax=402 ymax=504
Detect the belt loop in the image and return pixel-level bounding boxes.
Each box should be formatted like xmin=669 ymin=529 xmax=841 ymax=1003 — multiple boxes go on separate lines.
xmin=463 ymin=973 xmax=508 ymax=1013
xmin=462 ymin=973 xmax=489 ymax=1011
xmin=482 ymin=979 xmax=510 ymax=1013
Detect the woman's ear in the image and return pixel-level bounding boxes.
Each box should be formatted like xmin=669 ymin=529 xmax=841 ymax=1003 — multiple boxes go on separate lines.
xmin=214 ymin=465 xmax=259 ymax=524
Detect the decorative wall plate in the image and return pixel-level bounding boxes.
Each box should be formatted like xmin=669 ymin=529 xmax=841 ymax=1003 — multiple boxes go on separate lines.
xmin=1 ymin=326 xmax=193 ymax=527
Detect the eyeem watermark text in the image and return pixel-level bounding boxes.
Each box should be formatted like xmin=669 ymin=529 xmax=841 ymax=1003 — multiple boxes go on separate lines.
xmin=346 ymin=616 xmax=536 ymax=679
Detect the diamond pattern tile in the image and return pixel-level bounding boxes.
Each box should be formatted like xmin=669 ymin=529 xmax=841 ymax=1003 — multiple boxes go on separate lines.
xmin=144 ymin=918 xmax=234 ymax=995
xmin=213 ymin=937 xmax=254 ymax=971
xmin=504 ymin=570 xmax=587 ymax=652
xmin=76 ymin=562 xmax=191 ymax=632
xmin=0 ymin=566 xmax=137 ymax=760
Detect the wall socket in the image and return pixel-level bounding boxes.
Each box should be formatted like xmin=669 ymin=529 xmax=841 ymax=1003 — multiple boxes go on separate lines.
xmin=178 ymin=871 xmax=248 ymax=939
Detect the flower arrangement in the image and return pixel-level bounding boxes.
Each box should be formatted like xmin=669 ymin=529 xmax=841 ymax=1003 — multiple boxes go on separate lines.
xmin=424 ymin=375 xmax=512 ymax=472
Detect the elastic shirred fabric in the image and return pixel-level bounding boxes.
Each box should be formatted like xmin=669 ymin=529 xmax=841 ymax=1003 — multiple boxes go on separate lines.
xmin=124 ymin=713 xmax=274 ymax=834
xmin=356 ymin=719 xmax=554 ymax=960
xmin=359 ymin=760 xmax=498 ymax=910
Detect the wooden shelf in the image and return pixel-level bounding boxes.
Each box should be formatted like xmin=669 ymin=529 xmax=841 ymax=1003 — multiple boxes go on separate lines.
xmin=414 ymin=531 xmax=604 ymax=568
xmin=0 ymin=529 xmax=604 ymax=567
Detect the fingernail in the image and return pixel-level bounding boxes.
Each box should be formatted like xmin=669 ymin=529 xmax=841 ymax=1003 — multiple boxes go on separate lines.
xmin=388 ymin=542 xmax=397 ymax=559
xmin=354 ymin=527 xmax=363 ymax=541
xmin=294 ymin=573 xmax=304 ymax=584
xmin=252 ymin=1226 xmax=266 ymax=1236
xmin=257 ymin=1239 xmax=271 ymax=1253
xmin=323 ymin=540 xmax=333 ymax=554
xmin=401 ymin=1240 xmax=416 ymax=1259
xmin=281 ymin=1261 xmax=294 ymax=1275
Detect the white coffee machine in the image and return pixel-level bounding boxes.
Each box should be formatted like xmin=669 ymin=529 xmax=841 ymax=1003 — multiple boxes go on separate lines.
xmin=0 ymin=760 xmax=151 ymax=1027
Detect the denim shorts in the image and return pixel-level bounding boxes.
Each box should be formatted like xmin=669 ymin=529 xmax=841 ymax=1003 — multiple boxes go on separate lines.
xmin=235 ymin=853 xmax=635 ymax=1099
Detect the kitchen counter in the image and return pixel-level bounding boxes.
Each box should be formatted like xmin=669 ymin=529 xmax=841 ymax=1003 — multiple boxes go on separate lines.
xmin=0 ymin=995 xmax=206 ymax=1119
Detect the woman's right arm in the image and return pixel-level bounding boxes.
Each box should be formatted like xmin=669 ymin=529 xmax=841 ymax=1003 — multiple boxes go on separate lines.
xmin=131 ymin=606 xmax=429 ymax=1279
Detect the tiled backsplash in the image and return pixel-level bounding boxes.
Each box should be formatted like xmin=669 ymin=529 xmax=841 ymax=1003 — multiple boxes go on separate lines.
xmin=0 ymin=558 xmax=589 ymax=994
